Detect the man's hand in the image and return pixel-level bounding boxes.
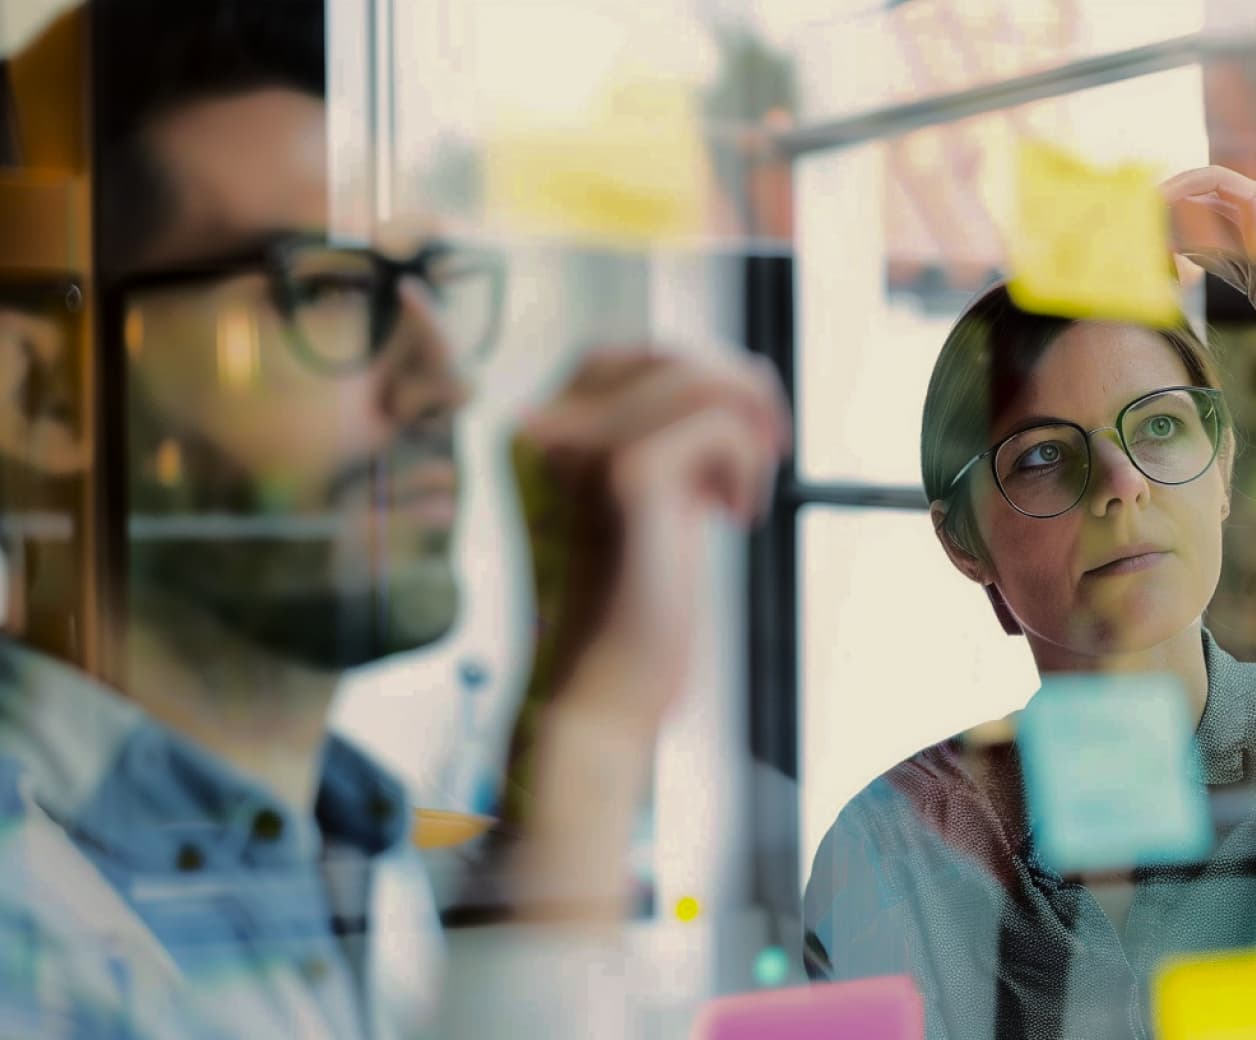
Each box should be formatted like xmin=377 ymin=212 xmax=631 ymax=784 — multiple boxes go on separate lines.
xmin=1161 ymin=165 xmax=1256 ymax=306
xmin=519 ymin=345 xmax=790 ymax=732
xmin=505 ymin=344 xmax=790 ymax=920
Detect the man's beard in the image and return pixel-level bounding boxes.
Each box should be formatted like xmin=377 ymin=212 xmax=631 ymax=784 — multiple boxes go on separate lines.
xmin=129 ymin=530 xmax=459 ymax=670
xmin=126 ymin=381 xmax=461 ymax=671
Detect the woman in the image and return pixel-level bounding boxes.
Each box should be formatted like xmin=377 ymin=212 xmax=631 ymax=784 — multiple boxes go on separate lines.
xmin=803 ymin=167 xmax=1256 ymax=1040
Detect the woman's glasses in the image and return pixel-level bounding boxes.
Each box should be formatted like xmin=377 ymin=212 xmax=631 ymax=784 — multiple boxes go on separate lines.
xmin=948 ymin=386 xmax=1225 ymax=519
xmin=119 ymin=233 xmax=506 ymax=374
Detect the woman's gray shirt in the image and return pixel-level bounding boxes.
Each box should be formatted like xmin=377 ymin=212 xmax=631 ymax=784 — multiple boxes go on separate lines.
xmin=803 ymin=629 xmax=1256 ymax=1040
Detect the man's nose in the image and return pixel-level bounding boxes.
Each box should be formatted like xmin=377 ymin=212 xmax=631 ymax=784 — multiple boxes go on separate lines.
xmin=1086 ymin=427 xmax=1150 ymax=517
xmin=375 ymin=275 xmax=471 ymax=425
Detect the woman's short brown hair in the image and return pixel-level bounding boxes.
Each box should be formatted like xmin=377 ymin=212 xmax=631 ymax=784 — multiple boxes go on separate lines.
xmin=922 ymin=283 xmax=1232 ymax=560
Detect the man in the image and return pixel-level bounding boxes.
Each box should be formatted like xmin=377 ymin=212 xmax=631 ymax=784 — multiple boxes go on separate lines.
xmin=0 ymin=1 xmax=788 ymax=1036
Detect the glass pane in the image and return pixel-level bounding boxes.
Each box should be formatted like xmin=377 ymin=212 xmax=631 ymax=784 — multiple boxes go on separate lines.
xmin=796 ymin=64 xmax=1208 ymax=484
xmin=798 ymin=505 xmax=1039 ymax=882
xmin=345 ymin=3 xmax=802 ymax=941
xmin=387 ymin=0 xmax=796 ymax=247
xmin=776 ymin=0 xmax=1205 ymax=125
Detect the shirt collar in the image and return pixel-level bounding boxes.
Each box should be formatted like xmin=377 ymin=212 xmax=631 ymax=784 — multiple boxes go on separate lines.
xmin=0 ymin=639 xmax=409 ymax=872
xmin=1194 ymin=626 xmax=1256 ymax=786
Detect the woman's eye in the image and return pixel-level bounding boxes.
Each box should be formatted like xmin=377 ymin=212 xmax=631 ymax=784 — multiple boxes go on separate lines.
xmin=1016 ymin=441 xmax=1065 ymax=470
xmin=1139 ymin=414 xmax=1180 ymax=440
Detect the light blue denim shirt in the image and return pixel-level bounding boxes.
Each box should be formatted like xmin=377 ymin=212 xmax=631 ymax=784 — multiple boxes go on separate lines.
xmin=0 ymin=638 xmax=443 ymax=1039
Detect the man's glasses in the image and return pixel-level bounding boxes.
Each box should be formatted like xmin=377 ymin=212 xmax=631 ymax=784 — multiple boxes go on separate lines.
xmin=947 ymin=386 xmax=1225 ymax=519
xmin=119 ymin=234 xmax=506 ymax=374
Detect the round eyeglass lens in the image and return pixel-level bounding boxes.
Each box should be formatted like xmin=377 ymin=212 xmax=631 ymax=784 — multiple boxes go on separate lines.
xmin=287 ymin=247 xmax=375 ymax=369
xmin=1120 ymin=387 xmax=1220 ymax=485
xmin=994 ymin=424 xmax=1090 ymax=517
xmin=422 ymin=251 xmax=499 ymax=364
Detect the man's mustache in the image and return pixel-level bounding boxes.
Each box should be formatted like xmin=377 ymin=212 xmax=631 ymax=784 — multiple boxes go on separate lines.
xmin=324 ymin=423 xmax=456 ymax=505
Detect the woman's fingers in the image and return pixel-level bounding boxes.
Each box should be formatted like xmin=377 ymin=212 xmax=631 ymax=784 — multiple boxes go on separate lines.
xmin=1161 ymin=164 xmax=1256 ymax=203
xmin=1161 ymin=166 xmax=1256 ymax=300
xmin=1162 ymin=165 xmax=1256 ymax=257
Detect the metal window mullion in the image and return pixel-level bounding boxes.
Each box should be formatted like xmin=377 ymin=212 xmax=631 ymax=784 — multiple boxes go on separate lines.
xmin=785 ymin=481 xmax=929 ymax=511
xmin=777 ymin=33 xmax=1207 ymax=157
xmin=746 ymin=254 xmax=804 ymax=925
xmin=373 ymin=0 xmax=395 ymax=223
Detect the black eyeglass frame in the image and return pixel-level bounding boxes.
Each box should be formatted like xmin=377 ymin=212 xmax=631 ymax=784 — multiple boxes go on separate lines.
xmin=112 ymin=233 xmax=507 ymax=375
xmin=945 ymin=385 xmax=1226 ymax=521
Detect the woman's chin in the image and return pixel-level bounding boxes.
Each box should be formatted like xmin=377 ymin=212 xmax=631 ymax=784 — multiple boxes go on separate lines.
xmin=1063 ymin=599 xmax=1197 ymax=658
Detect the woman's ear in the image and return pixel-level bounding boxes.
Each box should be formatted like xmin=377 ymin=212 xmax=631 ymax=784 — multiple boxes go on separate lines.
xmin=929 ymin=500 xmax=991 ymax=585
xmin=984 ymin=583 xmax=1024 ymax=636
xmin=929 ymin=502 xmax=1022 ymax=637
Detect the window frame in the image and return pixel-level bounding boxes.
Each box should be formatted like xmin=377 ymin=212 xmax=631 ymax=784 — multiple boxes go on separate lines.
xmin=748 ymin=30 xmax=1215 ymax=924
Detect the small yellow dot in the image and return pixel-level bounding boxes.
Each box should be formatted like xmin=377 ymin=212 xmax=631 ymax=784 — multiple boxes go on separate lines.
xmin=675 ymin=896 xmax=700 ymax=923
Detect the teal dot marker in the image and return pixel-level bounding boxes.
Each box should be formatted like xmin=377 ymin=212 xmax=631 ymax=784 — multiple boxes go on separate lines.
xmin=753 ymin=945 xmax=790 ymax=987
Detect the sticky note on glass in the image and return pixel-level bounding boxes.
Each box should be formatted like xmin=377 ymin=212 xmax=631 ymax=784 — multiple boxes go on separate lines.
xmin=485 ymin=78 xmax=706 ymax=242
xmin=1017 ymin=673 xmax=1211 ymax=874
xmin=1154 ymin=948 xmax=1256 ymax=1040
xmin=1006 ymin=141 xmax=1180 ymax=326
xmin=692 ymin=975 xmax=923 ymax=1040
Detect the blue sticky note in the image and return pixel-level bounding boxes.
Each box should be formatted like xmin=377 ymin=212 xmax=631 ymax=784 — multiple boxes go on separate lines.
xmin=1017 ymin=673 xmax=1212 ymax=874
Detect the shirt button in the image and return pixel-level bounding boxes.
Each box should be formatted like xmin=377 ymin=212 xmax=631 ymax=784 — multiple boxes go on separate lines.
xmin=368 ymin=794 xmax=395 ymax=823
xmin=175 ymin=844 xmax=204 ymax=872
xmin=251 ymin=808 xmax=285 ymax=842
xmin=300 ymin=957 xmax=329 ymax=984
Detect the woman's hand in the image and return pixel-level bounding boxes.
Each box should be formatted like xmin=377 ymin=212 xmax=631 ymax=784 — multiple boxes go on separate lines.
xmin=1161 ymin=165 xmax=1256 ymax=306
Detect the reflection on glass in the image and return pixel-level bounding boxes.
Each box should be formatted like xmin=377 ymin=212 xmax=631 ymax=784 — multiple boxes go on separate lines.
xmin=787 ymin=0 xmax=1205 ymax=125
xmin=796 ymin=65 xmax=1207 ymax=484
xmin=798 ymin=505 xmax=1038 ymax=875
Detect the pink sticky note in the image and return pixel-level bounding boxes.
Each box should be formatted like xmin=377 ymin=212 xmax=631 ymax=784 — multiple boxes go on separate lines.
xmin=691 ymin=975 xmax=924 ymax=1040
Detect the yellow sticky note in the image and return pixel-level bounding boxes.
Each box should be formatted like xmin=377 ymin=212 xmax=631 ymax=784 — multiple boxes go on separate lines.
xmin=485 ymin=78 xmax=706 ymax=243
xmin=1007 ymin=141 xmax=1179 ymax=326
xmin=1154 ymin=948 xmax=1256 ymax=1039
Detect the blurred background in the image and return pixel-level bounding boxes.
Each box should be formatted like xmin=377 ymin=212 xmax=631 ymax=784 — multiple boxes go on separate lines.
xmin=5 ymin=0 xmax=1256 ymax=1034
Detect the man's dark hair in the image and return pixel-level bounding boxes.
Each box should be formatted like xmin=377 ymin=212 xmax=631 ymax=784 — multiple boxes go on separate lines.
xmin=0 ymin=61 xmax=19 ymax=166
xmin=95 ymin=0 xmax=327 ymax=270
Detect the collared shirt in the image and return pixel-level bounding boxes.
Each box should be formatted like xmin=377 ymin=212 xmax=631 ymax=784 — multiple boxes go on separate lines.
xmin=0 ymin=638 xmax=443 ymax=1039
xmin=803 ymin=629 xmax=1256 ymax=1040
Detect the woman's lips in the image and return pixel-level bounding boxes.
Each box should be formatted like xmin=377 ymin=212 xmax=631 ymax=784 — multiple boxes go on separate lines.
xmin=1084 ymin=550 xmax=1170 ymax=578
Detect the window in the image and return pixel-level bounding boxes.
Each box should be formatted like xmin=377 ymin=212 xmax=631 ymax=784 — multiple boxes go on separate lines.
xmin=775 ymin=32 xmax=1211 ymax=879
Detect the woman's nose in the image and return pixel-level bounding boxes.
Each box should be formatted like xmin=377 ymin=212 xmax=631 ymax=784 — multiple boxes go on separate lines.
xmin=1086 ymin=428 xmax=1150 ymax=517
